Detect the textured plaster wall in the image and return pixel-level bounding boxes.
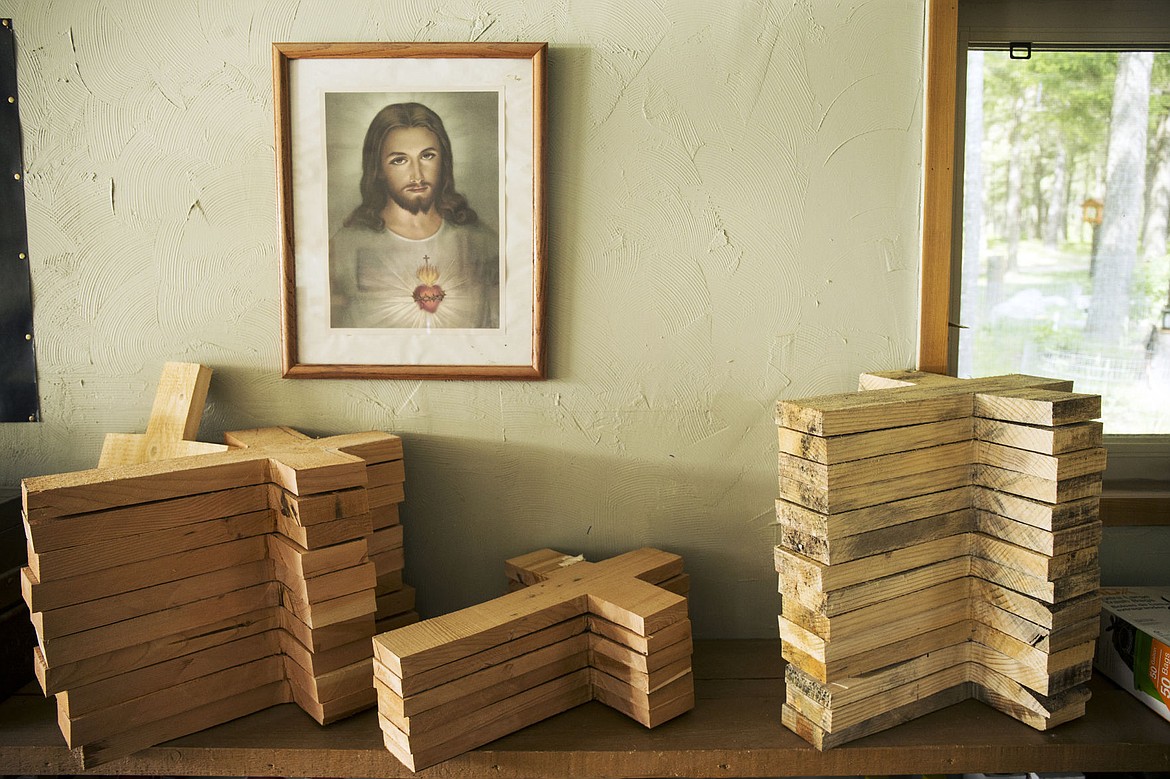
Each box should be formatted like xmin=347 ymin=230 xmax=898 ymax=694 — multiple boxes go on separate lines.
xmin=0 ymin=0 xmax=927 ymax=638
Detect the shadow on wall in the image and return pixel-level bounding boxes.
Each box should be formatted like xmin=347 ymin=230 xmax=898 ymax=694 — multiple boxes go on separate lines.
xmin=394 ymin=432 xmax=780 ymax=641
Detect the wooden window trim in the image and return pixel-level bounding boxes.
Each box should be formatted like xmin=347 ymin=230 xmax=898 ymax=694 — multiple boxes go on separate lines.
xmin=918 ymin=0 xmax=959 ymax=375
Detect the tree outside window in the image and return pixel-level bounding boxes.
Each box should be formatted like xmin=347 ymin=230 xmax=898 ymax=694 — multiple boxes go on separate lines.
xmin=959 ymin=49 xmax=1170 ymax=434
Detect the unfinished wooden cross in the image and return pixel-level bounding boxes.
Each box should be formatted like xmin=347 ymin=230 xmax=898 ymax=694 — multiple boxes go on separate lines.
xmin=20 ymin=363 xmax=414 ymax=767
xmin=774 ymin=370 xmax=1105 ymax=748
xmin=373 ymin=547 xmax=694 ymax=771
xmin=98 ymin=362 xmax=229 ymax=466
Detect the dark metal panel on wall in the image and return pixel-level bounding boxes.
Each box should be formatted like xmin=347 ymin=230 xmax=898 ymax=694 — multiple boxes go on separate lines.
xmin=0 ymin=19 xmax=38 ymax=423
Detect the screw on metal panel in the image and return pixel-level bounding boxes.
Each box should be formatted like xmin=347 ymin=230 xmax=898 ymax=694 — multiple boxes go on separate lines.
xmin=13 ymin=172 xmax=19 ymax=180
xmin=27 ymin=415 xmax=35 ymax=422
xmin=24 ymin=333 xmax=31 ymax=340
xmin=18 ymin=252 xmax=25 ymax=259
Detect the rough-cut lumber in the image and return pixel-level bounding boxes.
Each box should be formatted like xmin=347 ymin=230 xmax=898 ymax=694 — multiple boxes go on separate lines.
xmin=856 ymin=369 xmax=972 ymax=389
xmin=774 ymin=371 xmax=1105 ymax=749
xmin=77 ymin=676 xmax=291 ymax=767
xmin=22 ymin=455 xmax=271 ymax=521
xmin=972 ymin=388 xmax=1101 ymax=427
xmin=373 ymin=548 xmax=694 ymax=772
xmin=777 ymin=504 xmax=973 ymax=566
xmin=22 ymin=536 xmax=271 ymax=613
xmin=20 ymin=363 xmax=415 ymax=768
xmin=34 ymin=607 xmax=282 ymax=697
xmin=776 ymin=486 xmax=973 ymax=545
xmin=776 ymin=374 xmax=1072 ymax=437
xmin=21 ymin=484 xmax=270 ymax=553
xmin=778 ymin=417 xmax=974 ymax=466
xmin=55 ymin=631 xmax=282 ymax=718
xmin=975 ymin=418 xmax=1103 ymax=455
xmin=27 ymin=508 xmax=273 ymax=581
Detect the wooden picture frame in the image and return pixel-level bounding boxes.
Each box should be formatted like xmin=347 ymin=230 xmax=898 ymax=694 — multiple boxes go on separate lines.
xmin=273 ymin=42 xmax=547 ymax=380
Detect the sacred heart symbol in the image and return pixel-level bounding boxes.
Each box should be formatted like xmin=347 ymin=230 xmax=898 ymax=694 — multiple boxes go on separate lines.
xmin=413 ymin=257 xmax=445 ymax=313
xmin=412 ymin=284 xmax=446 ymax=313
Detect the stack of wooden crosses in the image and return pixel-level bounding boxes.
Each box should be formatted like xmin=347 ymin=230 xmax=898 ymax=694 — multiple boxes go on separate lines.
xmin=775 ymin=371 xmax=1105 ymax=748
xmin=372 ymin=547 xmax=694 ymax=771
xmin=20 ymin=363 xmax=416 ymax=766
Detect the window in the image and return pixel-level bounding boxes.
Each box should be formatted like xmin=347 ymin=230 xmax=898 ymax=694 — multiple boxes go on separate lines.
xmin=960 ymin=49 xmax=1170 ymax=434
xmin=921 ymin=0 xmax=1170 ymax=481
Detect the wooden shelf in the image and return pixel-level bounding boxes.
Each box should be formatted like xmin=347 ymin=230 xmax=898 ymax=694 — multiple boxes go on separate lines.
xmin=1 ymin=640 xmax=1168 ymax=777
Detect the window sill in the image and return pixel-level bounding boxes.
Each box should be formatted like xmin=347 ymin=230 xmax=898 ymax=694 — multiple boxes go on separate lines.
xmin=1100 ymin=479 xmax=1170 ymax=526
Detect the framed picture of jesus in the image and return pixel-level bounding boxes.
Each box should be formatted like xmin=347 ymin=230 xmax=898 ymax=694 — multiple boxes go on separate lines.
xmin=273 ymin=42 xmax=547 ymax=379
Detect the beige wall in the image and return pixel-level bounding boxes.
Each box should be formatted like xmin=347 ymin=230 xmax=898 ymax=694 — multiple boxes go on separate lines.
xmin=0 ymin=0 xmax=927 ymax=637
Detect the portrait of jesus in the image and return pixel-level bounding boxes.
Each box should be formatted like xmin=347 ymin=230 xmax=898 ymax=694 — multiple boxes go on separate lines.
xmin=325 ymin=93 xmax=501 ymax=330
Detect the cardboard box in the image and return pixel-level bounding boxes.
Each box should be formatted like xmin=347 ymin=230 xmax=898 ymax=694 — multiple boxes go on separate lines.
xmin=1095 ymin=586 xmax=1170 ymax=724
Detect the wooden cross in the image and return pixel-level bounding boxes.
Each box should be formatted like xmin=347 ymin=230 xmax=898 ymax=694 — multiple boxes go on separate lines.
xmin=773 ymin=370 xmax=1106 ymax=749
xmin=225 ymin=425 xmax=403 ymax=501
xmin=372 ymin=547 xmax=694 ymax=772
xmin=88 ymin=363 xmax=405 ymax=506
xmin=98 ymin=362 xmax=229 ymax=467
xmin=20 ymin=364 xmax=411 ymax=767
xmin=24 ymin=427 xmax=401 ymax=524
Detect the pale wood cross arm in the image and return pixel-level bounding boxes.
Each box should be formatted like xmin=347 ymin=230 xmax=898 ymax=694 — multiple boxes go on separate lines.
xmin=98 ymin=362 xmax=229 ymax=467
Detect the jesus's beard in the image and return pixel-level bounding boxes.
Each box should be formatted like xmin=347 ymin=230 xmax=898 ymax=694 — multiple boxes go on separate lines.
xmin=389 ymin=184 xmax=437 ymax=215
